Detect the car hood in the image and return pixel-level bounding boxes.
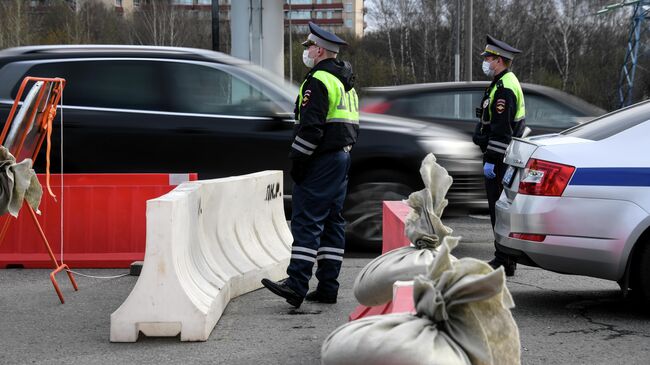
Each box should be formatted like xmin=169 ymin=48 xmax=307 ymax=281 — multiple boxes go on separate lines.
xmin=359 ymin=112 xmax=467 ymax=140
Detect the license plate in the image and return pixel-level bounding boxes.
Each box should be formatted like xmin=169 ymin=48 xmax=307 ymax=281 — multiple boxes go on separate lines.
xmin=503 ymin=165 xmax=515 ymax=187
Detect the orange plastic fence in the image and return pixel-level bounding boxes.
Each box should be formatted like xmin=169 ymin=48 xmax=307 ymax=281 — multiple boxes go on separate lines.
xmin=0 ymin=76 xmax=78 ymax=304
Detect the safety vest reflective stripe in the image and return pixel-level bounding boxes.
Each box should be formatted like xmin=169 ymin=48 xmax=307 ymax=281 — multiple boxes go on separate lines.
xmin=488 ymin=71 xmax=525 ymax=121
xmin=326 ymin=118 xmax=359 ymax=125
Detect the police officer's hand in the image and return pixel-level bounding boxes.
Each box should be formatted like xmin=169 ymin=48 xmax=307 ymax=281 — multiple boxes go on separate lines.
xmin=483 ymin=162 xmax=496 ymax=179
xmin=290 ymin=160 xmax=308 ymax=184
xmin=472 ymin=122 xmax=488 ymax=151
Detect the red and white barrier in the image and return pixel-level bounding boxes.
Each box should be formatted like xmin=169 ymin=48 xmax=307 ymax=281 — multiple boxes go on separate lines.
xmin=349 ymin=200 xmax=412 ymax=321
xmin=110 ymin=171 xmax=291 ymax=342
xmin=0 ymin=173 xmax=197 ymax=268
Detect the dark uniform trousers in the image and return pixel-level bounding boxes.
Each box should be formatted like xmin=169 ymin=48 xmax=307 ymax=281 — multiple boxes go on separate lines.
xmin=485 ymin=156 xmax=506 ymax=229
xmin=286 ymin=149 xmax=351 ymax=298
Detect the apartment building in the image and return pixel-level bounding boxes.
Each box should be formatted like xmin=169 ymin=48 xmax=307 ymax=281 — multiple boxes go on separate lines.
xmin=94 ymin=0 xmax=364 ymax=37
xmin=285 ymin=0 xmax=365 ymax=37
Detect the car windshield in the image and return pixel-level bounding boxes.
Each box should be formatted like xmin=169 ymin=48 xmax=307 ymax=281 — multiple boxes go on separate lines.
xmin=561 ymin=100 xmax=650 ymax=140
xmin=525 ymin=94 xmax=582 ymax=129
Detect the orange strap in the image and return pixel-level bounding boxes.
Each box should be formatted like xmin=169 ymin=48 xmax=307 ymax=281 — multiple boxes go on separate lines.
xmin=45 ymin=98 xmax=57 ymax=201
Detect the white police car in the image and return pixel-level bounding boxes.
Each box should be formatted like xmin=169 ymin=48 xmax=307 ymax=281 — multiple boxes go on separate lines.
xmin=494 ymin=100 xmax=650 ymax=301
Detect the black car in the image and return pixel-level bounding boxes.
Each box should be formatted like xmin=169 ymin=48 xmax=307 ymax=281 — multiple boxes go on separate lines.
xmin=0 ymin=45 xmax=483 ymax=249
xmin=362 ymin=81 xmax=606 ymax=136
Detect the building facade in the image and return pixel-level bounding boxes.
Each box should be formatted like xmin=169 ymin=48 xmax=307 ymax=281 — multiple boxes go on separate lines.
xmin=92 ymin=0 xmax=364 ymax=37
xmin=285 ymin=0 xmax=365 ymax=37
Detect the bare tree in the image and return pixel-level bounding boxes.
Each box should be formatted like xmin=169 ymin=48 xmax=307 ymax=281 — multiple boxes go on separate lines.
xmin=0 ymin=0 xmax=33 ymax=48
xmin=420 ymin=0 xmax=431 ymax=81
xmin=544 ymin=0 xmax=578 ymax=91
xmin=131 ymin=2 xmax=194 ymax=46
xmin=368 ymin=0 xmax=399 ymax=84
xmin=396 ymin=0 xmax=418 ymax=83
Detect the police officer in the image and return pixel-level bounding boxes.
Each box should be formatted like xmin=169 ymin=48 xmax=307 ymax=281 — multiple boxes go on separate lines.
xmin=473 ymin=35 xmax=526 ymax=277
xmin=261 ymin=22 xmax=359 ymax=308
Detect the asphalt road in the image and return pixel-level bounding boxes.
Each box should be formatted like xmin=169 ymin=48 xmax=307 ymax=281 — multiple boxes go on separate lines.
xmin=1 ymin=215 xmax=649 ymax=365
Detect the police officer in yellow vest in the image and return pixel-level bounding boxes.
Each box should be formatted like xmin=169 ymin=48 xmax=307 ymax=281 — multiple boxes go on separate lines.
xmin=473 ymin=35 xmax=526 ymax=277
xmin=262 ymin=22 xmax=359 ymax=307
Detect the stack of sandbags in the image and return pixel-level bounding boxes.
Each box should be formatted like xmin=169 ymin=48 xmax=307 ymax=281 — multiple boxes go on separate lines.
xmin=322 ymin=237 xmax=520 ymax=365
xmin=353 ymin=153 xmax=455 ymax=306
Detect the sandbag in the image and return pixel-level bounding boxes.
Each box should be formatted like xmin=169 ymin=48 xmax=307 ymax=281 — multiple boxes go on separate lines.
xmin=322 ymin=237 xmax=520 ymax=365
xmin=353 ymin=154 xmax=455 ymax=306
xmin=353 ymin=238 xmax=442 ymax=306
xmin=404 ymin=153 xmax=454 ymax=245
xmin=0 ymin=146 xmax=42 ymax=217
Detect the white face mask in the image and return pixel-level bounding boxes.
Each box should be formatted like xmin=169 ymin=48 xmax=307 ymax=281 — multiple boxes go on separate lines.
xmin=482 ymin=60 xmax=495 ymax=78
xmin=302 ymin=49 xmax=315 ymax=68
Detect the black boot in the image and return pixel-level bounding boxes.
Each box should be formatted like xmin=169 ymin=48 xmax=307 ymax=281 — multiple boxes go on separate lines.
xmin=488 ymin=257 xmax=516 ymax=277
xmin=261 ymin=278 xmax=303 ymax=308
xmin=305 ymin=290 xmax=337 ymax=304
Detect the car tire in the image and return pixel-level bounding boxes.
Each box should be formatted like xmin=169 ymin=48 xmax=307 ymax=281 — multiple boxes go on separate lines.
xmin=633 ymin=242 xmax=650 ymax=304
xmin=344 ymin=170 xmax=417 ymax=251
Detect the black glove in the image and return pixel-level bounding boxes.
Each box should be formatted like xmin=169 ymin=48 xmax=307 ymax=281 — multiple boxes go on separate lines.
xmin=290 ymin=160 xmax=308 ymax=184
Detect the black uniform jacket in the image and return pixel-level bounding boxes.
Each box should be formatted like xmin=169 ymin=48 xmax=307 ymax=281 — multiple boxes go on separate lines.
xmin=473 ymin=69 xmax=525 ymax=164
xmin=289 ymin=58 xmax=359 ymax=162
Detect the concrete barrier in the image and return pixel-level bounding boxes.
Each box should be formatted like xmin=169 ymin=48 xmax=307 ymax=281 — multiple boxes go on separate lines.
xmin=110 ymin=171 xmax=291 ymax=342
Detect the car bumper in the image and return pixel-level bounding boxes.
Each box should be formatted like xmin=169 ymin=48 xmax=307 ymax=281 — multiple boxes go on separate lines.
xmin=494 ymin=193 xmax=646 ymax=281
xmin=437 ymin=157 xmax=487 ymax=212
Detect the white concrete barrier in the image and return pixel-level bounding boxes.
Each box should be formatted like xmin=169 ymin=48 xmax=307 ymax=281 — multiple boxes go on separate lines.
xmin=110 ymin=171 xmax=291 ymax=342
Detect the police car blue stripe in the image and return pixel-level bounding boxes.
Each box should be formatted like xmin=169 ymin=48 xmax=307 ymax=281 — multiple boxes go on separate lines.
xmin=570 ymin=168 xmax=650 ymax=187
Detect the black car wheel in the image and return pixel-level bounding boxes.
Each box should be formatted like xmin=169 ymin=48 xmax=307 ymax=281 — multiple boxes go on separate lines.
xmin=344 ymin=170 xmax=417 ymax=250
xmin=633 ymin=242 xmax=650 ymax=304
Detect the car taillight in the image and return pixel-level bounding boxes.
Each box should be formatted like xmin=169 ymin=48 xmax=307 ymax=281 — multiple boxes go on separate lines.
xmin=509 ymin=232 xmax=546 ymax=242
xmin=518 ymin=158 xmax=575 ymax=196
xmin=360 ymin=101 xmax=392 ymax=114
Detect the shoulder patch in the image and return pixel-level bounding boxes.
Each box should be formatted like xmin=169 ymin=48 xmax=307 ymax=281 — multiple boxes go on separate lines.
xmin=495 ymin=99 xmax=506 ymax=114
xmin=302 ymin=89 xmax=312 ymax=107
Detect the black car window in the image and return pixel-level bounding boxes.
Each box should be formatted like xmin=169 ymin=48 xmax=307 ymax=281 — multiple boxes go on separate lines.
xmin=525 ymin=94 xmax=581 ymax=129
xmin=15 ymin=60 xmax=164 ymax=110
xmin=394 ymin=91 xmax=482 ymax=121
xmin=163 ymin=62 xmax=275 ymax=116
xmin=562 ymin=101 xmax=650 ymax=140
